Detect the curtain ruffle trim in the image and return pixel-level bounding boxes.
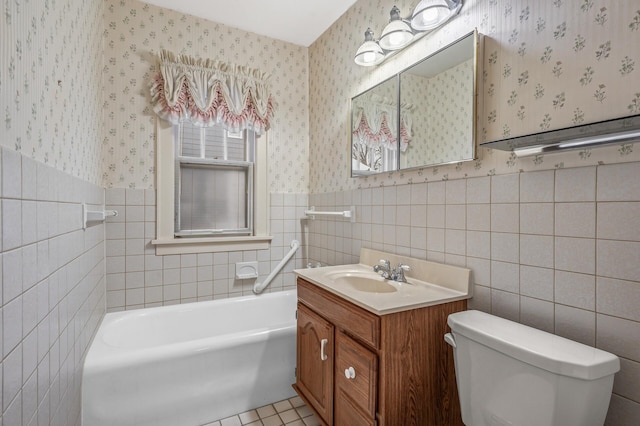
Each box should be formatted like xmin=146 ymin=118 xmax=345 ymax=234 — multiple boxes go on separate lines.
xmin=150 ymin=50 xmax=276 ymax=134
xmin=352 ymin=114 xmax=411 ymax=152
xmin=150 ymin=75 xmax=275 ymax=134
xmin=158 ymin=50 xmax=272 ymax=83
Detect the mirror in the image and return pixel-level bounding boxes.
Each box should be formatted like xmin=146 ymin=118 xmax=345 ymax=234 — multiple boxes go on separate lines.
xmin=351 ymin=76 xmax=399 ymax=175
xmin=351 ymin=30 xmax=479 ymax=177
xmin=400 ymin=31 xmax=477 ymax=169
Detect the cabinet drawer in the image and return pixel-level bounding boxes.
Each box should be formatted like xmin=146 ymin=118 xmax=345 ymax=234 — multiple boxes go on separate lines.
xmin=335 ymin=330 xmax=378 ymax=420
xmin=334 ymin=388 xmax=376 ymax=426
xmin=298 ymin=278 xmax=380 ymax=348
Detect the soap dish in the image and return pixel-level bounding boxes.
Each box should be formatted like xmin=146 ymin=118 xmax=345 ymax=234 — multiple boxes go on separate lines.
xmin=235 ymin=261 xmax=259 ymax=280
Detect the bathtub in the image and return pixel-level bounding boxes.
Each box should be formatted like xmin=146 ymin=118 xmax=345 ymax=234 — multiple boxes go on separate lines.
xmin=82 ymin=290 xmax=297 ymax=426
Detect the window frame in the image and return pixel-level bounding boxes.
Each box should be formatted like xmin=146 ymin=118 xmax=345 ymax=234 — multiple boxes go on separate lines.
xmin=175 ymin=159 xmax=254 ymax=237
xmin=152 ymin=119 xmax=271 ymax=255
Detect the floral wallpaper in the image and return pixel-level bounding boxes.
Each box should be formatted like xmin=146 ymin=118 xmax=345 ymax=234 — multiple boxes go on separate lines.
xmin=0 ymin=0 xmax=104 ymax=184
xmin=4 ymin=0 xmax=639 ymax=194
xmin=102 ymin=0 xmax=309 ymax=192
xmin=309 ymin=0 xmax=640 ymax=193
xmin=401 ymin=59 xmax=474 ymax=168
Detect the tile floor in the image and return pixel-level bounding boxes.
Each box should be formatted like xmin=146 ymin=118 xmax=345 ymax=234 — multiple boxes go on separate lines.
xmin=204 ymin=396 xmax=321 ymax=426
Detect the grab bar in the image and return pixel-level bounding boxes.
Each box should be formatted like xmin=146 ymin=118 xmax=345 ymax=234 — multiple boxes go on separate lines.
xmin=83 ymin=203 xmax=119 ymax=229
xmin=305 ymin=206 xmax=356 ymax=222
xmin=253 ymin=239 xmax=300 ymax=294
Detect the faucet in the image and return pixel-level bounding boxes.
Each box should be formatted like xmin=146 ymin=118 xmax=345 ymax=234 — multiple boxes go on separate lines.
xmin=394 ymin=263 xmax=411 ymax=283
xmin=373 ymin=260 xmax=411 ymax=283
xmin=373 ymin=259 xmax=392 ymax=279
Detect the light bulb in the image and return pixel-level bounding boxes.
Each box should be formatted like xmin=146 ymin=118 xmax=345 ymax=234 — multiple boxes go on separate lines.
xmin=389 ymin=32 xmax=404 ymax=47
xmin=419 ymin=8 xmax=439 ymax=26
xmin=363 ymin=51 xmax=376 ymax=63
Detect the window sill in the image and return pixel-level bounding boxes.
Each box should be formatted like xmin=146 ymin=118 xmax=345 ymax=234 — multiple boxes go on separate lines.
xmin=151 ymin=235 xmax=273 ymax=255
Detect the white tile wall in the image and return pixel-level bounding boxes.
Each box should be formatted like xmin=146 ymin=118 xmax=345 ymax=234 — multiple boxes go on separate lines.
xmin=556 ymin=166 xmax=596 ymax=202
xmin=520 ymin=234 xmax=553 ymax=268
xmin=520 ymin=170 xmax=554 ymax=203
xmin=597 ymin=163 xmax=640 ymax=202
xmin=466 ymin=176 xmax=490 ymax=204
xmin=555 ymin=237 xmax=596 ymax=275
xmin=307 ymin=162 xmax=640 ymax=424
xmin=520 ymin=296 xmax=554 ymax=333
xmin=466 ymin=204 xmax=490 ymax=231
xmin=466 ymin=231 xmax=489 ymax=259
xmin=520 ymin=266 xmax=554 ymax=302
xmin=597 ymin=202 xmax=640 ymax=241
xmin=490 ymin=289 xmax=519 ymax=322
xmin=520 ymin=203 xmax=554 ymax=235
xmin=597 ymin=314 xmax=640 ymax=362
xmin=490 ymin=261 xmax=519 ymax=294
xmin=0 ymin=148 xmax=105 ymax=426
xmin=491 ymin=233 xmax=519 ymax=263
xmin=491 ymin=203 xmax=519 ymax=233
xmin=105 ymin=190 xmax=308 ymax=311
xmin=597 ymin=240 xmax=640 ymax=282
xmin=491 ymin=174 xmax=520 ymax=203
xmin=555 ymin=304 xmax=596 ymax=346
xmin=554 ymin=270 xmax=595 ymax=311
xmin=615 ymin=359 xmax=640 ymax=404
xmin=556 ymin=202 xmax=596 ymax=238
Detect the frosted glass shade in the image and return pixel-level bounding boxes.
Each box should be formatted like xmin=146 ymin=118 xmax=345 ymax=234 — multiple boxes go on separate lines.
xmin=379 ymin=20 xmax=414 ymax=50
xmin=354 ymin=28 xmax=385 ymax=66
xmin=354 ymin=41 xmax=385 ymax=66
xmin=411 ymin=0 xmax=458 ymax=31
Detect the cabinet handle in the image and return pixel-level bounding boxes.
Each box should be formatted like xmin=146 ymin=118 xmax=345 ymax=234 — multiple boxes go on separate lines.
xmin=320 ymin=338 xmax=328 ymax=361
xmin=344 ymin=366 xmax=356 ymax=379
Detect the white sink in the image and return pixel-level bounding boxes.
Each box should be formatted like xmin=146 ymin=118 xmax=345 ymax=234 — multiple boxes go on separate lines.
xmin=325 ymin=271 xmax=398 ymax=293
xmin=294 ymin=248 xmax=472 ymax=315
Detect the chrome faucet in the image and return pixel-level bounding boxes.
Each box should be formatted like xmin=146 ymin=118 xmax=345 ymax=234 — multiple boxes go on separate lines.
xmin=373 ymin=259 xmax=392 ymax=279
xmin=394 ymin=263 xmax=411 ymax=283
xmin=373 ymin=260 xmax=411 ymax=283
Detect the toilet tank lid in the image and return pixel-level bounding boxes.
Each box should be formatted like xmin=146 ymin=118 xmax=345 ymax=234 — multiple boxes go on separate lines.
xmin=448 ymin=310 xmax=620 ymax=380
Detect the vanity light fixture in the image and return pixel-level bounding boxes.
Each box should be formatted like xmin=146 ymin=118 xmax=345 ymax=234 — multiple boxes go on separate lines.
xmin=411 ymin=0 xmax=463 ymax=31
xmin=354 ymin=28 xmax=386 ymax=66
xmin=379 ymin=6 xmax=414 ymax=51
xmin=354 ymin=0 xmax=463 ymax=66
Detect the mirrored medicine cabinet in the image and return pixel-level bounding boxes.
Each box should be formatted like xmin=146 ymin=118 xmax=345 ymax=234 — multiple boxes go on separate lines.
xmin=351 ymin=29 xmax=480 ymax=177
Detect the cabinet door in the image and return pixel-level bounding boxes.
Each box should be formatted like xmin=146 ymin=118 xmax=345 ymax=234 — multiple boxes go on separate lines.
xmin=296 ymin=303 xmax=334 ymax=425
xmin=334 ymin=330 xmax=378 ymax=425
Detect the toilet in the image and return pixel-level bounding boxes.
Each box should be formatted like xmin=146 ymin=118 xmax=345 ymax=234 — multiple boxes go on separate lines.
xmin=445 ymin=310 xmax=620 ymax=426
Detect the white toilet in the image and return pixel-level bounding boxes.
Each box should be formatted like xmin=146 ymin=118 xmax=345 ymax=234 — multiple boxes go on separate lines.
xmin=445 ymin=310 xmax=620 ymax=426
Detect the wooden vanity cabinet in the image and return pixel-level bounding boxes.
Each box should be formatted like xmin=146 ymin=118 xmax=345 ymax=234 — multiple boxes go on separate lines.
xmin=293 ymin=277 xmax=466 ymax=426
xmin=295 ymin=303 xmax=334 ymax=422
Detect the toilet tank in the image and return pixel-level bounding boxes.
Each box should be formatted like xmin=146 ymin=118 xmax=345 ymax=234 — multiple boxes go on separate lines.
xmin=446 ymin=310 xmax=620 ymax=426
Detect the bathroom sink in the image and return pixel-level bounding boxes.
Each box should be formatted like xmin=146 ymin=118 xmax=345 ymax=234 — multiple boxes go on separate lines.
xmin=294 ymin=248 xmax=473 ymax=315
xmin=332 ymin=274 xmax=397 ymax=293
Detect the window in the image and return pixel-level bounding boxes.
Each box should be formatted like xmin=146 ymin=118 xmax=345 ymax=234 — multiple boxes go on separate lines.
xmin=174 ymin=122 xmax=255 ymax=237
xmin=149 ymin=52 xmax=275 ymax=254
xmin=153 ymin=119 xmax=271 ymax=255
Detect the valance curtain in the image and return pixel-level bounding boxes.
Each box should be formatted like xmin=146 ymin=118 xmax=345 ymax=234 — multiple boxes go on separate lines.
xmin=351 ymin=94 xmax=413 ymax=152
xmin=150 ymin=50 xmax=276 ymax=134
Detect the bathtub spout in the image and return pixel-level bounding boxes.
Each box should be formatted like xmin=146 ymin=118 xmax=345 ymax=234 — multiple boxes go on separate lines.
xmin=253 ymin=240 xmax=300 ymax=294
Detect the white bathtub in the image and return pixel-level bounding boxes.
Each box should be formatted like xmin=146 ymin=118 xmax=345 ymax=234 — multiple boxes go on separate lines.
xmin=82 ymin=290 xmax=297 ymax=426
